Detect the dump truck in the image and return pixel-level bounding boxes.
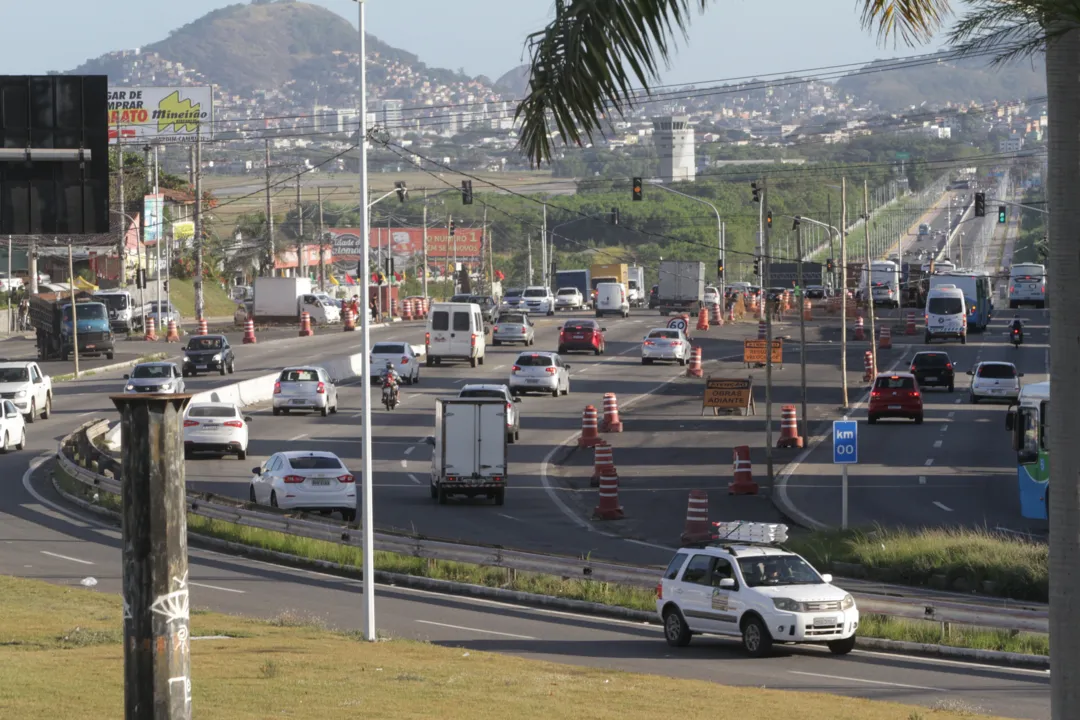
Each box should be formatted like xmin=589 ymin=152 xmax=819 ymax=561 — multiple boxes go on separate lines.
xmin=29 ymin=291 xmax=114 ymax=361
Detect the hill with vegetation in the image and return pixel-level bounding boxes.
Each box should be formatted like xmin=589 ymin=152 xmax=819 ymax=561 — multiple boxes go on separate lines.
xmin=836 ymin=53 xmax=1046 ymax=110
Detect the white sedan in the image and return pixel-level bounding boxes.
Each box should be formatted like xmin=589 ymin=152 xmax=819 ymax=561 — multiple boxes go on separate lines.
xmin=555 ymin=287 xmax=586 ymax=310
xmin=249 ymin=451 xmax=357 ymax=522
xmin=0 ymin=399 xmax=25 ymax=453
xmin=968 ymin=361 xmax=1023 ymax=403
xmin=641 ymin=328 xmax=691 ymax=365
xmin=370 ymin=341 xmax=420 ymax=384
xmin=183 ymin=402 xmax=250 ymax=460
xmin=703 ymin=286 xmax=720 ymax=306
xmin=508 ymin=351 xmax=571 ymax=397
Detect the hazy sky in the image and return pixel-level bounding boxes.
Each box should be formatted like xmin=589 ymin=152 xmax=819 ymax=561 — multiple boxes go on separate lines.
xmin=5 ymin=0 xmax=950 ymax=84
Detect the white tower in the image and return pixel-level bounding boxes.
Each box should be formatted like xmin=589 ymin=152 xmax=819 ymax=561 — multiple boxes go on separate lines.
xmin=653 ymin=115 xmax=695 ymax=182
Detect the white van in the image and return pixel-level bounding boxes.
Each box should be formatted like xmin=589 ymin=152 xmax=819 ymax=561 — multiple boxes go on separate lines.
xmin=595 ymin=282 xmax=629 ymax=318
xmin=1008 ymin=263 xmax=1047 ymax=309
xmin=299 ymin=293 xmax=340 ymax=324
xmin=426 ymin=302 xmax=487 ymax=368
xmin=925 ymin=284 xmax=967 ymax=345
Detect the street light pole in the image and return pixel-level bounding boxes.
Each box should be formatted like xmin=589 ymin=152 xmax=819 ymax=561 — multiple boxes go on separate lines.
xmin=649 ymin=182 xmax=725 ymax=301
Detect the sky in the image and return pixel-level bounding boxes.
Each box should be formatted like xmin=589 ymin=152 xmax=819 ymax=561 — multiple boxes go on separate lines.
xmin=4 ymin=0 xmax=951 ymax=85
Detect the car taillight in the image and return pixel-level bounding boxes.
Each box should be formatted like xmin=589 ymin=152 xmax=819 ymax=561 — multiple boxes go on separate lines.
xmin=559 ymin=329 xmax=565 ymax=337
xmin=471 ymin=333 xmax=478 ymax=347
xmin=946 ymin=363 xmax=952 ymax=369
xmin=223 ymin=420 xmax=243 ymax=428
xmin=910 ymin=366 xmax=916 ymax=373
xmin=183 ymin=420 xmax=199 ymax=427
xmin=545 ymin=367 xmax=557 ymax=374
xmin=337 ymin=474 xmax=355 ymax=483
xmin=316 ymin=382 xmax=326 ymax=394
xmin=511 ymin=365 xmax=521 ymax=373
xmin=283 ymin=475 xmax=305 ymax=484
xmin=870 ymin=390 xmax=881 ymax=398
xmin=506 ymin=402 xmax=512 ymax=411
xmin=493 ymin=326 xmax=499 ymax=333
xmin=425 ymin=332 xmax=431 ymax=345
xmin=401 ymin=356 xmax=409 ymax=364
xmin=656 ymin=583 xmax=663 ymax=599
xmin=644 ymin=340 xmax=655 ymax=346
xmin=1010 ymin=285 xmax=1015 ymax=293
xmin=273 ymin=381 xmax=281 ymax=394
xmin=520 ymin=327 xmax=526 ymax=334
xmin=910 ymin=391 xmax=920 ymax=398
xmin=1041 ymin=286 xmax=1046 ymax=294
xmin=671 ymin=340 xmax=682 ymax=346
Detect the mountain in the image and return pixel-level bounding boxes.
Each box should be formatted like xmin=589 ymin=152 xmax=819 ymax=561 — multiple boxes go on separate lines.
xmin=835 ymin=53 xmax=1046 ymax=110
xmin=494 ymin=65 xmax=531 ymax=97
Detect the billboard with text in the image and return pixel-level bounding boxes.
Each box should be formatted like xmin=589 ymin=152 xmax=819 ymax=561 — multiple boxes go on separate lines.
xmin=108 ymin=86 xmax=214 ymax=144
xmin=329 ymin=227 xmax=483 ymax=259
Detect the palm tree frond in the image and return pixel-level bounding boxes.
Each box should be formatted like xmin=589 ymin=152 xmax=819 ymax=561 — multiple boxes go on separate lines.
xmin=515 ymin=0 xmax=709 ymax=166
xmin=857 ymin=0 xmax=952 ymax=47
xmin=950 ymin=0 xmax=1080 ymax=63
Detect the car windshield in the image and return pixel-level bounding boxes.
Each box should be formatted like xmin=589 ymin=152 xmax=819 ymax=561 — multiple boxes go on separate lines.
xmin=523 ymin=288 xmax=547 ymax=297
xmin=705 ymin=287 xmax=718 ymax=295
xmin=372 ymin=343 xmax=407 ymax=355
xmin=286 ymin=455 xmax=343 ymax=470
xmin=450 ymin=295 xmax=472 ymax=303
xmin=186 ymin=337 xmax=223 ymax=351
xmin=914 ymin=354 xmax=949 ymax=367
xmin=132 ymin=365 xmax=171 ymax=379
xmin=0 ymin=367 xmax=29 ymax=382
xmin=188 ymin=405 xmax=237 ymax=418
xmin=557 ymin=288 xmax=578 ymax=296
xmin=875 ymin=376 xmax=915 ymax=390
xmin=95 ymin=294 xmax=129 ymax=310
xmin=497 ymin=314 xmax=525 ymax=324
xmin=928 ymin=296 xmax=964 ymax=314
xmin=469 ymin=297 xmax=494 ymax=307
xmin=280 ymin=369 xmax=320 ymax=382
xmin=648 ymin=330 xmax=679 ymax=339
xmin=516 ymin=354 xmax=553 ymax=367
xmin=459 ymin=389 xmax=507 ymax=399
xmin=62 ymin=304 xmax=107 ymax=322
xmin=504 ymin=289 xmax=523 ymax=298
xmin=738 ymin=555 xmax=822 ymax=587
xmin=979 ymin=364 xmax=1017 ymax=379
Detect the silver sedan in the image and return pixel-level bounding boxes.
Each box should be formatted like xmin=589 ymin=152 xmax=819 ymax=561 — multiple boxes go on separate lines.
xmin=641 ymin=328 xmax=691 ymax=365
xmin=492 ymin=312 xmax=535 ymax=346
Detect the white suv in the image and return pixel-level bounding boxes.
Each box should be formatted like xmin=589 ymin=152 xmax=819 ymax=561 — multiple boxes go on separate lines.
xmin=655 ymin=526 xmax=859 ymax=657
xmin=522 ymin=286 xmax=556 ymax=316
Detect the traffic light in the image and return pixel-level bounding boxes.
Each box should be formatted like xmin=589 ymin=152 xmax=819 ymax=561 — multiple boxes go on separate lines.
xmin=826 ymin=258 xmax=834 ymax=273
xmin=717 ymin=257 xmax=724 ymax=277
xmin=610 ymin=207 xmax=620 ymax=225
xmin=632 ymin=177 xmax=643 ymax=201
xmin=974 ymin=192 xmax=986 ymax=217
xmin=394 ymin=181 xmax=408 ymax=203
xmin=753 ymin=258 xmax=760 ymax=276
xmin=766 ymin=211 xmax=772 ymax=229
xmin=136 ymin=268 xmax=146 ymax=289
xmin=998 ymin=205 xmax=1007 ymax=224
xmin=461 ymin=180 xmax=473 ymax=205
xmin=384 ymin=257 xmax=395 ymax=276
xmin=751 ymin=181 xmax=761 ymax=204
xmin=449 ymin=220 xmax=456 ymax=237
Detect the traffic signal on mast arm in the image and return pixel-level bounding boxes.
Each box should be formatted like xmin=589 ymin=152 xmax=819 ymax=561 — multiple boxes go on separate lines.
xmin=449 ymin=220 xmax=456 ymax=236
xmin=394 ymin=181 xmax=408 ymax=202
xmin=753 ymin=257 xmax=761 ymax=276
xmin=751 ymin=181 xmax=761 ymax=203
xmin=610 ymin=207 xmax=620 ymax=225
xmin=826 ymin=258 xmax=834 ymax=273
xmin=717 ymin=257 xmax=724 ymax=277
xmin=998 ymin=205 xmax=1007 ymax=224
xmin=766 ymin=211 xmax=773 ymax=229
xmin=632 ymin=177 xmax=643 ymax=201
xmin=461 ymin=180 xmax=473 ymax=205
xmin=974 ymin=192 xmax=986 ymax=217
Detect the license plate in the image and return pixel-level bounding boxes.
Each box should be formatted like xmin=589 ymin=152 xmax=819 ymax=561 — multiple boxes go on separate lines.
xmin=198 ymin=364 xmax=208 ymax=370
xmin=310 ymin=478 xmax=330 ymax=486
xmin=86 ymin=344 xmax=95 ymax=349
xmin=991 ymin=389 xmax=1004 ymax=394
xmin=572 ymin=335 xmax=584 ymax=339
xmin=292 ymin=399 xmax=307 ymax=404
xmin=813 ymin=616 xmax=837 ymax=627
xmin=888 ymin=405 xmax=901 ymax=410
xmin=527 ymin=379 xmax=540 ymax=384
xmin=924 ymin=376 xmax=937 ymax=382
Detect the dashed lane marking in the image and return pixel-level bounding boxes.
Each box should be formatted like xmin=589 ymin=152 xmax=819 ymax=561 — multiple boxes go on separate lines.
xmin=933 ymin=501 xmax=953 ymax=512
xmin=40 ymin=551 xmax=94 ymax=565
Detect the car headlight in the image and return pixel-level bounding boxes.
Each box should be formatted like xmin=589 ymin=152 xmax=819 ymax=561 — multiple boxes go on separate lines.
xmin=772 ymin=598 xmax=804 ymax=612
xmin=160 ymin=383 xmax=173 ymax=392
xmin=212 ymin=353 xmax=222 ymax=362
xmin=841 ymin=594 xmax=855 ymax=610
xmin=125 ymin=384 xmax=135 ymax=392
xmin=15 ymin=389 xmax=26 ymax=398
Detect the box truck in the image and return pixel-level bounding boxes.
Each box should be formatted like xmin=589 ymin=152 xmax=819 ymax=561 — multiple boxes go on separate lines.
xmin=427 ymin=397 xmax=509 ymax=505
xmin=657 ymin=261 xmax=705 ymax=315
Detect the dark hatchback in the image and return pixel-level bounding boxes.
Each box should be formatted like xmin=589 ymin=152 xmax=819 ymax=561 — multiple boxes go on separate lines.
xmin=182 ymin=335 xmax=235 ymax=377
xmin=909 ymin=351 xmax=955 ymax=391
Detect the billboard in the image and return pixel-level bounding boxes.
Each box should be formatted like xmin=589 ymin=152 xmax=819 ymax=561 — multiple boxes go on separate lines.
xmin=172 ymin=221 xmax=195 ymax=241
xmin=329 ymin=227 xmax=483 ymax=259
xmin=108 ymin=86 xmax=214 ymax=144
xmin=143 ymin=194 xmax=164 ymax=243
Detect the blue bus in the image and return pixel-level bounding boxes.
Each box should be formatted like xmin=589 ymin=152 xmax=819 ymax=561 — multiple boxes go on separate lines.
xmin=928 ymin=271 xmax=993 ymax=331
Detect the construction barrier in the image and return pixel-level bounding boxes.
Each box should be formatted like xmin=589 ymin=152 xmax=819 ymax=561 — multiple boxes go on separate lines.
xmin=879 ymin=324 xmax=892 ymax=350
xmin=196 ymin=318 xmax=208 ymax=336
xmin=592 ymin=469 xmax=624 ymax=520
xmin=803 ymin=299 xmax=813 ymax=321
xmin=343 ymin=308 xmax=356 ymax=332
xmin=696 ymin=307 xmax=710 ymax=331
xmin=853 ymin=317 xmax=865 ymax=341
xmin=143 ymin=317 xmax=158 ymax=342
xmin=906 ymin=312 xmax=917 ymax=336
xmin=402 ymin=301 xmax=413 ymax=321
xmin=687 ymin=347 xmax=703 ymax=378
xmin=729 ymin=446 xmax=759 ymax=495
xmin=298 ymin=311 xmax=314 ymax=337
xmin=578 ymin=405 xmax=601 ymax=448
xmin=165 ymin=319 xmax=180 ymax=343
xmin=757 ymin=320 xmax=767 ymax=340
xmin=591 ymin=442 xmax=614 ymax=487
xmin=777 ymin=405 xmax=804 ymax=449
xmin=680 ymin=490 xmax=712 ymax=544
xmin=863 ymin=350 xmax=875 ymax=382
xmin=710 ymin=303 xmax=723 ymax=327
xmin=600 ymin=393 xmax=623 ymax=433
xmin=242 ymin=319 xmax=257 ymax=345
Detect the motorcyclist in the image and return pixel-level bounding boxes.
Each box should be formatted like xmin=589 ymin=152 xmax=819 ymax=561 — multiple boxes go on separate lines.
xmin=1010 ymin=316 xmax=1024 ymax=343
xmin=381 ymin=361 xmax=401 ymax=403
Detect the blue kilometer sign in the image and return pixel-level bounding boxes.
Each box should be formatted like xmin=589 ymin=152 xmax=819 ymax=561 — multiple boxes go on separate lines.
xmin=832 ymin=420 xmax=858 ymax=464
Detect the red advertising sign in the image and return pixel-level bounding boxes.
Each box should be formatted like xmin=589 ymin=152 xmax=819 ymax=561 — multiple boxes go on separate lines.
xmin=329 ymin=227 xmax=483 ymax=259
xmin=274 ymin=246 xmax=324 ymax=270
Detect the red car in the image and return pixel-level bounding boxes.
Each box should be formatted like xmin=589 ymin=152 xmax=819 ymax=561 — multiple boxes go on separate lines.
xmin=868 ymin=372 xmax=924 ymax=424
xmin=558 ymin=318 xmax=606 ymax=355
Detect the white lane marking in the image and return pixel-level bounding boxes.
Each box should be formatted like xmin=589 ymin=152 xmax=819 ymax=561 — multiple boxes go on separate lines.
xmin=954 ymin=397 xmax=962 ymax=404
xmin=493 ymin=364 xmax=506 ymax=371
xmin=625 ymin=538 xmax=676 ymax=551
xmin=453 ymin=379 xmax=467 ymax=384
xmin=352 ymin=412 xmax=364 ymax=419
xmin=406 ymin=473 xmax=421 ymax=485
xmin=289 ymin=433 xmax=309 ymax=442
xmin=933 ymin=440 xmax=943 ymax=448
xmin=940 ymin=425 xmax=948 ymax=432
xmin=41 ymin=550 xmax=94 ymax=565
xmin=497 ymin=513 xmax=517 ymax=521
xmin=77 ymin=410 xmax=96 ymax=417
xmin=947 ymin=411 xmax=955 ymax=418
xmin=788 ymin=670 xmax=944 ymax=692
xmin=21 ymin=454 xmax=113 ymax=532
xmin=414 ymin=620 xmax=536 ymax=640
xmin=918 ymin=476 xmax=927 ymax=485
xmin=404 ymin=446 xmax=414 ymax=456
xmin=933 ymin=501 xmax=953 ymax=512
xmin=190 ymin=581 xmax=245 ymax=594
xmin=400 ymin=459 xmax=407 ymax=468
xmin=924 ymin=459 xmax=934 ymax=466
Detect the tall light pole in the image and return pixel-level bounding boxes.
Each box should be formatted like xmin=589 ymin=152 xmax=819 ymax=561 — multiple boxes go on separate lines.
xmin=351 ymin=0 xmax=375 ymax=642
xmin=793 ymin=212 xmax=845 ymax=408
xmin=648 ymin=181 xmax=725 ymax=300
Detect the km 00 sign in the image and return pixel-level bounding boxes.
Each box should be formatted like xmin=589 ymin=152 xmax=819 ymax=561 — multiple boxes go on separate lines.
xmin=832 ymin=420 xmax=858 ymax=464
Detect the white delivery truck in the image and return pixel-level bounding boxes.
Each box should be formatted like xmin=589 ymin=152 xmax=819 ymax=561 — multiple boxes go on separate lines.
xmin=627 ymin=266 xmax=645 ymax=307
xmin=252 ymin=277 xmax=338 ymax=324
xmin=428 ymin=397 xmax=508 ymax=505
xmin=657 ymin=260 xmax=705 ymax=316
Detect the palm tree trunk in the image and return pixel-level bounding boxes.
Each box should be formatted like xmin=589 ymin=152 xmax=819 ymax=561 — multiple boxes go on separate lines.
xmin=1046 ymin=24 xmax=1080 ymax=719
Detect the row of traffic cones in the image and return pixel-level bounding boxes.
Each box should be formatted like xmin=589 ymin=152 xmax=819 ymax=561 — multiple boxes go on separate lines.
xmin=146 ymin=317 xmax=210 ymax=343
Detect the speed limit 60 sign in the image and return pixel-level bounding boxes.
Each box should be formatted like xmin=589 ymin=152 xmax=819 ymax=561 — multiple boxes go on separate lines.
xmin=667 ymin=316 xmax=688 ymax=332
xmin=832 ymin=420 xmax=858 ymax=464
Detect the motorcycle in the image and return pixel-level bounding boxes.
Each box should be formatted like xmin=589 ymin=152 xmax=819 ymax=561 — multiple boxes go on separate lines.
xmin=1011 ymin=327 xmax=1023 ymax=347
xmin=380 ymin=371 xmax=400 ymax=410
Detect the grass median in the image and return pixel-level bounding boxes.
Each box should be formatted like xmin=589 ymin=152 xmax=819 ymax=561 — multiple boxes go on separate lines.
xmin=0 ymin=574 xmax=1008 ymax=720
xmin=53 ymin=465 xmax=1048 ymax=657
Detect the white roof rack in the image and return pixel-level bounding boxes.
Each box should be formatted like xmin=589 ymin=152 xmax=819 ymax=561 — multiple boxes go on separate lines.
xmin=712 ymin=521 xmax=789 ymax=544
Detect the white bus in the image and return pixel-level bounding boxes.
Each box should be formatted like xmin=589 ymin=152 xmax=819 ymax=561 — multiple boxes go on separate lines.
xmin=1008 ymin=263 xmax=1047 ymax=309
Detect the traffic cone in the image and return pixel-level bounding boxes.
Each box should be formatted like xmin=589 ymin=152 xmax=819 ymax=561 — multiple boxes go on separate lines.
xmin=680 ymin=314 xmax=692 ymax=341
xmin=165 ymin=319 xmax=180 ymax=343
xmin=758 ymin=320 xmax=767 ymax=340
xmin=729 ymin=446 xmax=759 ymax=495
xmin=710 ymin=303 xmax=724 ymax=327
xmin=343 ymin=308 xmax=356 ymax=332
xmin=853 ymin=316 xmax=865 ymax=341
xmin=728 ymin=304 xmax=736 ymax=323
xmin=391 ymin=298 xmax=399 ymax=318
xmin=879 ymin=324 xmax=892 ymax=350
xmin=143 ymin=316 xmax=158 ymax=342
xmin=863 ymin=350 xmax=875 ymax=382
xmin=196 ymin=318 xmax=208 ymax=336
xmin=803 ymin=298 xmax=813 ymax=321
xmin=687 ymin=347 xmax=703 ymax=378
xmin=578 ymin=405 xmax=601 ymax=448
xmin=906 ymin=312 xmax=917 ymax=336
xmin=590 ymin=441 xmax=615 ymax=487
xmin=592 ymin=468 xmax=624 ymax=520
xmin=298 ymin=311 xmax=314 ymax=337
xmin=242 ymin=318 xmax=257 ymax=344
xmin=402 ymin=300 xmax=413 ymax=321
xmin=777 ymin=405 xmax=804 ymax=448
xmin=680 ymin=490 xmax=712 ymax=544
xmin=696 ymin=307 xmax=710 ymax=331
xmin=600 ymin=392 xmax=623 ymax=433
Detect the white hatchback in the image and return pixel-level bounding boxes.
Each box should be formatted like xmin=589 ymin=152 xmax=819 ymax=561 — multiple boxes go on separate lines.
xmin=272 ymin=366 xmax=340 ymax=416
xmin=249 ymin=451 xmax=357 ymax=522
xmin=969 ymin=361 xmax=1023 ymax=404
xmin=370 ymin=341 xmax=420 ymax=384
xmin=0 ymin=399 xmax=25 ymax=452
xmin=509 ymin=351 xmax=570 ymax=397
xmin=183 ymin=402 xmax=250 ymax=460
xmin=703 ymin=286 xmax=720 ymax=306
xmin=641 ymin=328 xmax=690 ymax=365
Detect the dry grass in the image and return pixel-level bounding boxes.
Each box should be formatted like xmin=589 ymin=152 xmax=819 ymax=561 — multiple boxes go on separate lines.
xmin=0 ymin=575 xmax=1004 ymax=720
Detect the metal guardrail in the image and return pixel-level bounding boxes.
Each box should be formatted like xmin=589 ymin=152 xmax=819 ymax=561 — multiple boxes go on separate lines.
xmin=58 ymin=423 xmax=1048 ymax=635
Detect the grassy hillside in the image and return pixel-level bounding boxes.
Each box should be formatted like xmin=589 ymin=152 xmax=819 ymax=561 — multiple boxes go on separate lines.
xmin=169 ymin=278 xmax=237 ymax=320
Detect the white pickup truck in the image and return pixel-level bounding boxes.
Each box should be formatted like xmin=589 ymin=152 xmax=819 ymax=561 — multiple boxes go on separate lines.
xmin=0 ymin=361 xmax=52 ymax=422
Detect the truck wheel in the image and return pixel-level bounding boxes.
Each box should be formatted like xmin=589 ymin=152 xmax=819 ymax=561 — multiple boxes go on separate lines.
xmin=741 ymin=616 xmax=773 ymax=658
xmin=42 ymin=395 xmax=50 ymax=420
xmin=663 ymin=607 xmax=693 ymax=647
xmin=430 ymin=483 xmax=437 ymax=499
xmin=494 ymin=488 xmax=505 ymax=506
xmin=426 ymin=355 xmax=433 ymax=367
xmin=0 ymin=432 xmax=7 ymax=454
xmin=26 ymin=400 xmax=36 ymax=424
xmin=470 ymin=357 xmax=477 ymax=368
xmin=827 ymin=636 xmax=857 ymax=655
xmin=107 ymin=352 xmax=115 ymax=360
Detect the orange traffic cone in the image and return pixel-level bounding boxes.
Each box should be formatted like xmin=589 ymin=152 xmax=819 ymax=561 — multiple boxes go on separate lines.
xmin=143 ymin=316 xmax=158 ymax=342
xmin=343 ymin=308 xmax=356 ymax=332
xmin=590 ymin=442 xmax=614 ymax=487
xmin=729 ymin=446 xmax=759 ymax=495
xmin=710 ymin=302 xmax=724 ymax=327
xmin=298 ymin=311 xmax=314 ymax=337
xmin=600 ymin=392 xmax=623 ymax=433
xmin=803 ymin=298 xmax=813 ymax=321
xmin=863 ymin=350 xmax=875 ymax=382
xmin=196 ymin=318 xmax=208 ymax=336
xmin=906 ymin=312 xmax=917 ymax=336
xmin=578 ymin=405 xmax=601 ymax=448
xmin=680 ymin=490 xmax=712 ymax=544
xmin=165 ymin=319 xmax=180 ymax=342
xmin=402 ymin=300 xmax=413 ymax=321
xmin=879 ymin=324 xmax=892 ymax=350
xmin=242 ymin=318 xmax=257 ymax=344
xmin=696 ymin=307 xmax=710 ymax=331
xmin=592 ymin=468 xmax=625 ymax=520
xmin=777 ymin=405 xmax=804 ymax=448
xmin=686 ymin=347 xmax=703 ymax=378
xmin=853 ymin=317 xmax=865 ymax=341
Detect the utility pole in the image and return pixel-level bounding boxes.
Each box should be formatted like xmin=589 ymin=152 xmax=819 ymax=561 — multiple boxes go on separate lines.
xmin=444 ymin=215 xmax=453 ymax=296
xmin=6 ymin=236 xmax=11 ymax=332
xmin=317 ymin=186 xmax=326 ymax=292
xmin=113 ymin=394 xmax=193 ymax=720
xmin=68 ymin=243 xmax=80 ymax=378
xmin=763 ymin=179 xmax=774 ymax=489
xmin=144 ymin=145 xmax=153 ymax=314
xmin=297 ymin=176 xmax=305 ymax=280
xmin=481 ymin=206 xmax=489 ymax=295
xmin=527 ymin=233 xmax=534 ymax=285
xmin=864 ymin=179 xmax=877 ymax=376
xmin=193 ymin=128 xmax=204 ymax=323
xmin=827 ymin=193 xmax=834 ymax=287
xmin=541 ymin=204 xmax=548 ymax=288
xmin=188 ymin=145 xmax=195 ymax=188
xmin=840 ymin=178 xmax=849 ymax=409
xmin=796 ymin=219 xmax=807 ymax=442
xmin=421 ymin=189 xmax=429 ymax=300
xmin=265 ymin=140 xmax=275 ymax=277
xmin=118 ymin=142 xmax=127 ymax=286
xmin=488 ymin=223 xmax=496 ymax=299
xmin=154 ymin=146 xmax=161 ymax=326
